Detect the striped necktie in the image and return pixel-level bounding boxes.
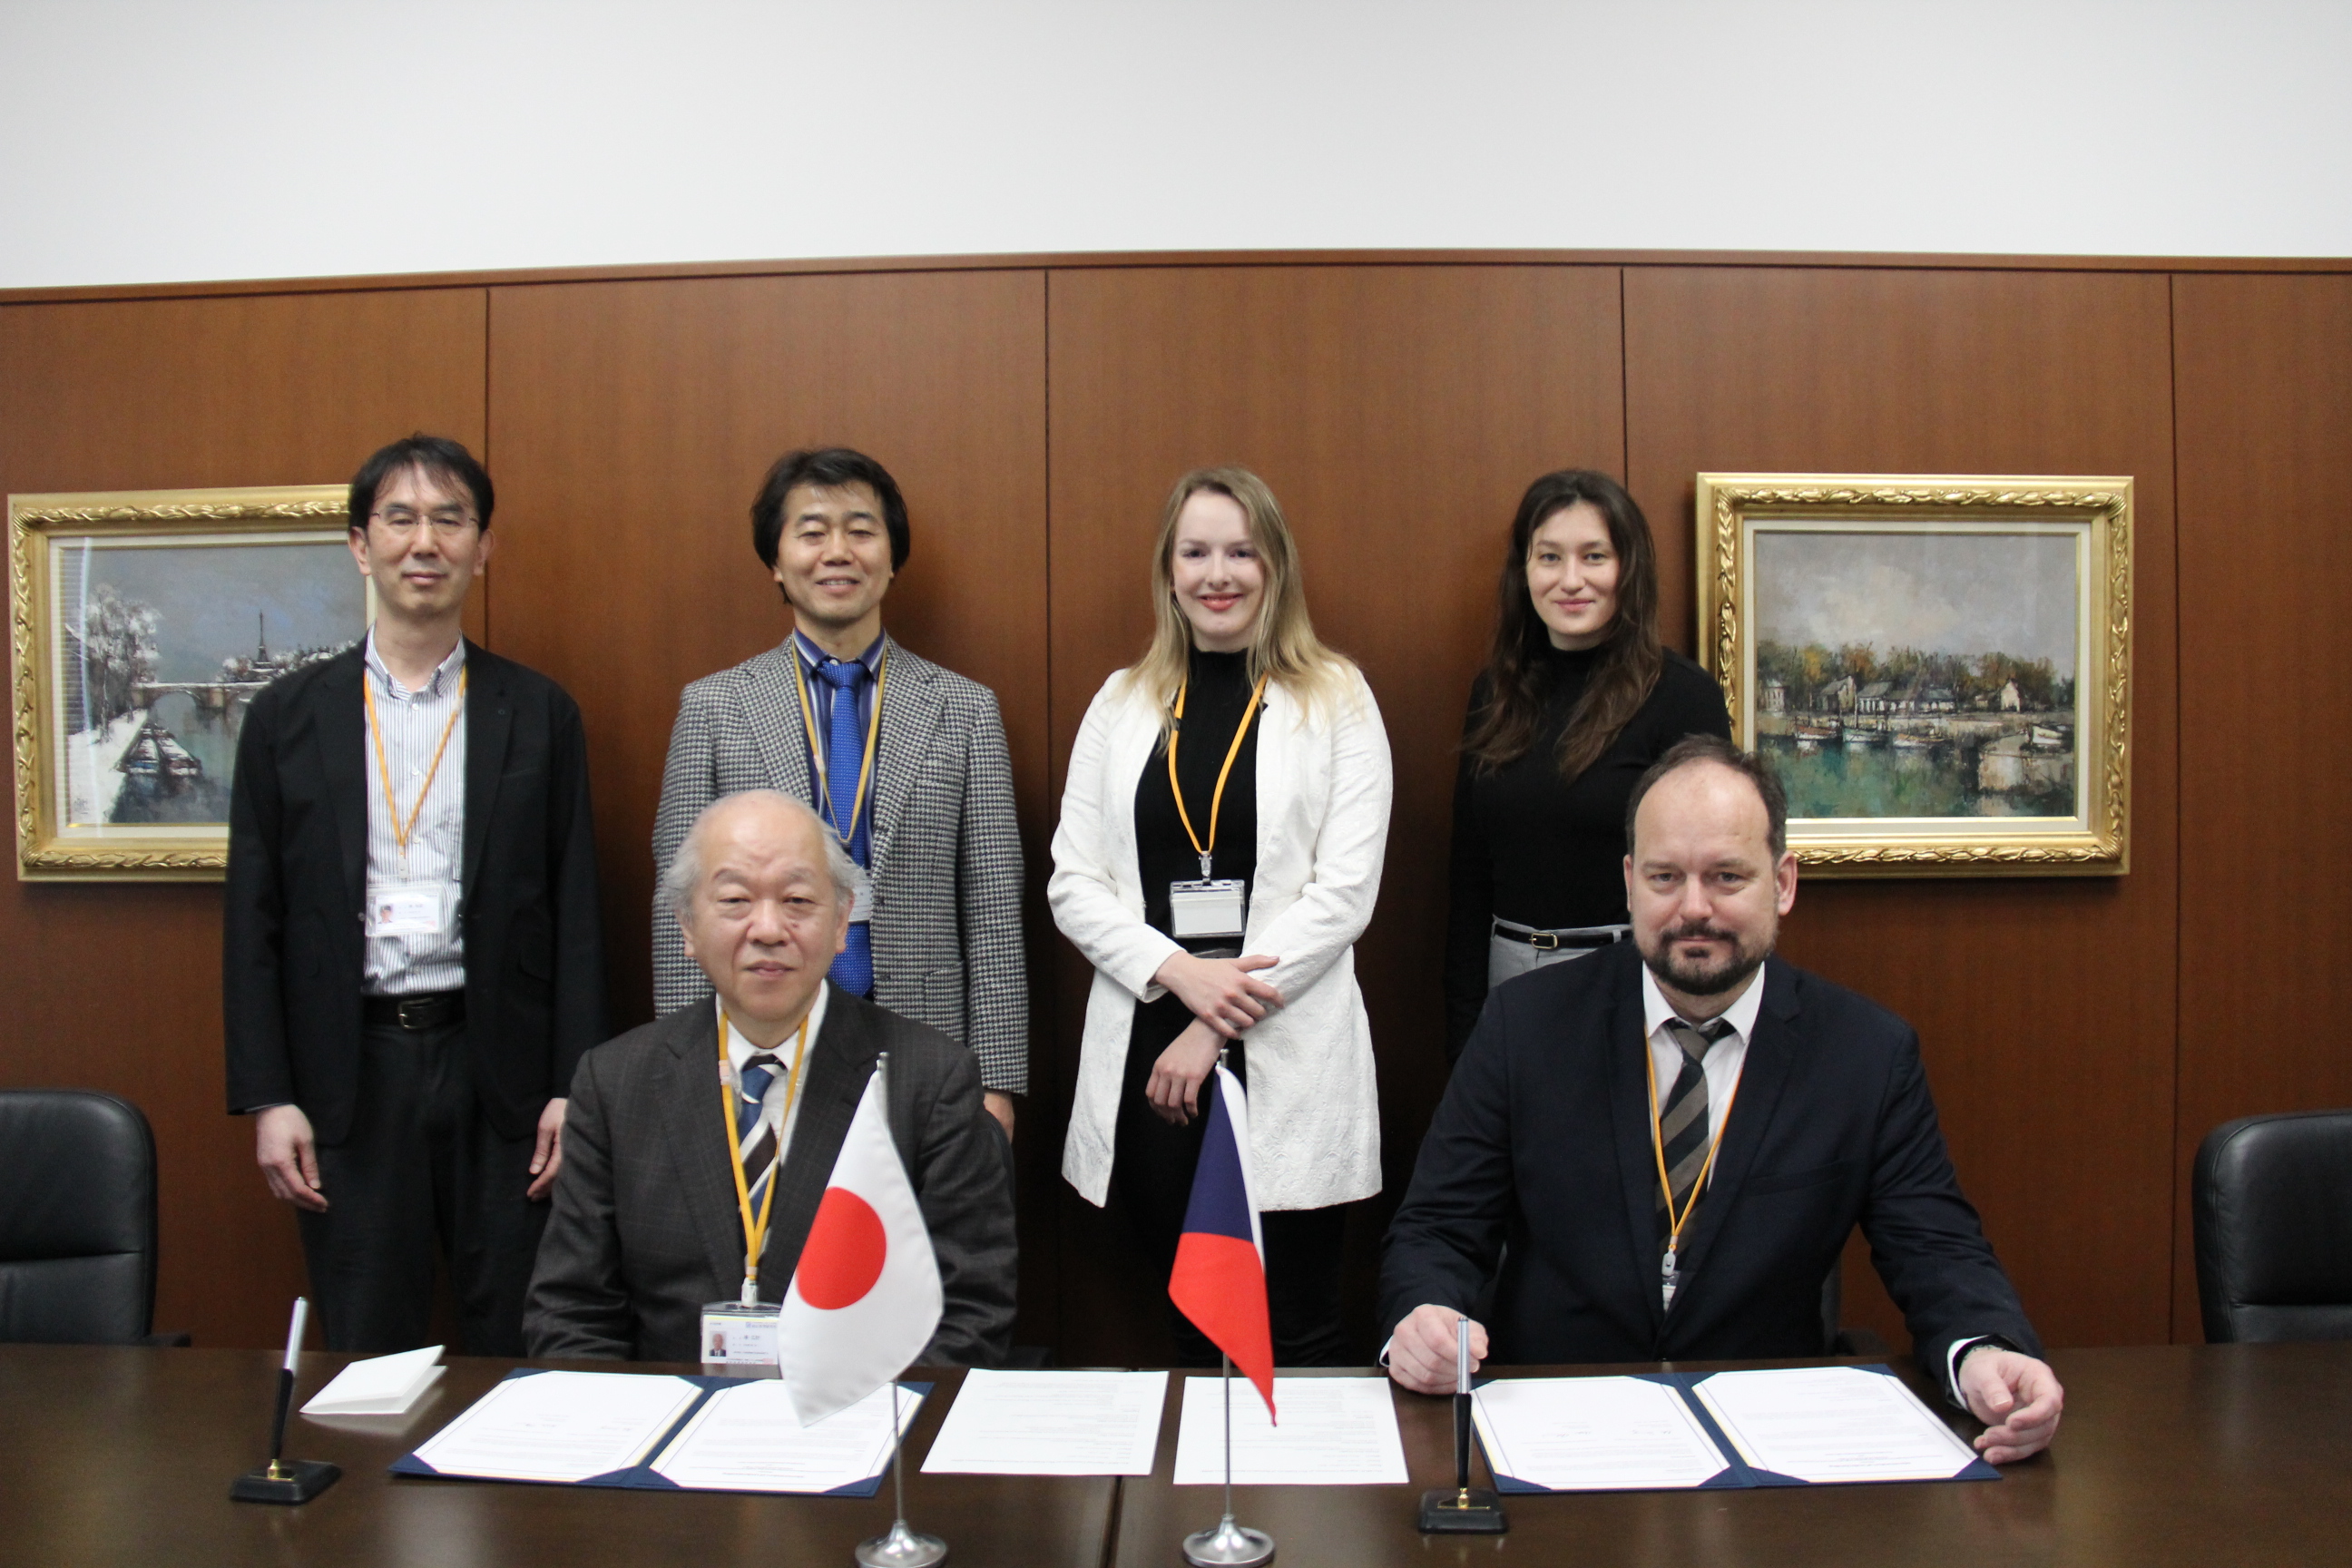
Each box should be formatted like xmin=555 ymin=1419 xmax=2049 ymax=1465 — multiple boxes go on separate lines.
xmin=737 ymin=1051 xmax=785 ymax=1210
xmin=1658 ymin=1016 xmax=1736 ymax=1231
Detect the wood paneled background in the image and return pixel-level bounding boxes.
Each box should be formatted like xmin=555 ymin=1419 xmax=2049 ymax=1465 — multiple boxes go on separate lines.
xmin=2 ymin=252 xmax=2344 ymax=1358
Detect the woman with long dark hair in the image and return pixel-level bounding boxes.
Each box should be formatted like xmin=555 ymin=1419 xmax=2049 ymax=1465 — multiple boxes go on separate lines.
xmin=1444 ymin=469 xmax=1730 ymax=1060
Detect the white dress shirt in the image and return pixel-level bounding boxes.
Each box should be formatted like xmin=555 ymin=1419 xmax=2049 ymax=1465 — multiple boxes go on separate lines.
xmin=719 ymin=981 xmax=830 ymax=1212
xmin=361 ymin=632 xmax=466 ymax=996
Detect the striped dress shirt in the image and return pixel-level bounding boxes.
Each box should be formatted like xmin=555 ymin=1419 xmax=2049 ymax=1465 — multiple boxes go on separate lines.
xmin=361 ymin=633 xmax=467 ymax=997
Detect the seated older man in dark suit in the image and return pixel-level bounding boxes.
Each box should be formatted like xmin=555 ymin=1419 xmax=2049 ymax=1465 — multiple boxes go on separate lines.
xmin=1381 ymin=737 xmax=2063 ymax=1465
xmin=525 ymin=789 xmax=1014 ymax=1364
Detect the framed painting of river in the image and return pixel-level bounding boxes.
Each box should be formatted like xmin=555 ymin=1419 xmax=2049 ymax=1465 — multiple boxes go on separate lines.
xmin=1694 ymin=475 xmax=2132 ymax=877
xmin=10 ymin=485 xmax=370 ymax=879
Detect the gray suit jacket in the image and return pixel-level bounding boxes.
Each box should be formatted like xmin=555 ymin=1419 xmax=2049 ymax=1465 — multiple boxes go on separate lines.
xmin=523 ymin=991 xmax=1017 ymax=1366
xmin=652 ymin=636 xmax=1028 ymax=1094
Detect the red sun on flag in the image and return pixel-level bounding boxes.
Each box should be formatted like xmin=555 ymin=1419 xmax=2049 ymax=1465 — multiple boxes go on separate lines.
xmin=798 ymin=1187 xmax=888 ymax=1308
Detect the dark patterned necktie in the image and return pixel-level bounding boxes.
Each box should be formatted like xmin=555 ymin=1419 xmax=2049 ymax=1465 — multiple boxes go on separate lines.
xmin=1658 ymin=1017 xmax=1736 ymax=1228
xmin=736 ymin=1051 xmax=784 ymax=1210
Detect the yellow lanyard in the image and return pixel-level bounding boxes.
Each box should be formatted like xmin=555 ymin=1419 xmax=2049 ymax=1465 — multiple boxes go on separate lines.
xmin=1168 ymin=671 xmax=1269 ymax=879
xmin=362 ymin=664 xmax=467 ymax=867
xmin=792 ymin=650 xmax=888 ymax=847
xmin=718 ymin=1006 xmax=810 ymax=1301
xmin=1644 ymin=1026 xmax=1746 ymax=1266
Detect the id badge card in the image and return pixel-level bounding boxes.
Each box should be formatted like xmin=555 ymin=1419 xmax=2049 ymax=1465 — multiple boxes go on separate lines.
xmin=700 ymin=1300 xmax=780 ymax=1366
xmin=1169 ymin=878 xmax=1247 ymax=940
xmin=367 ymin=880 xmax=448 ymax=938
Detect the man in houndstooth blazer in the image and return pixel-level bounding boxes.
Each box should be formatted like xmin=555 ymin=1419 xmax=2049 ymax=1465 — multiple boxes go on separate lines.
xmin=652 ymin=448 xmax=1027 ymax=1130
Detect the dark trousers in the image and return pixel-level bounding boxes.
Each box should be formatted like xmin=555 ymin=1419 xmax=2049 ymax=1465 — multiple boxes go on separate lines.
xmin=297 ymin=1018 xmax=546 ymax=1356
xmin=1113 ymin=1001 xmax=1352 ymax=1367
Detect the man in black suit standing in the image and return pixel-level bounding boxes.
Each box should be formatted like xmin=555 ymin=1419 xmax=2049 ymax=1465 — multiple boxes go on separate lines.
xmin=225 ymin=434 xmax=605 ymax=1355
xmin=1381 ymin=736 xmax=2063 ymax=1464
xmin=524 ymin=789 xmax=1014 ymax=1365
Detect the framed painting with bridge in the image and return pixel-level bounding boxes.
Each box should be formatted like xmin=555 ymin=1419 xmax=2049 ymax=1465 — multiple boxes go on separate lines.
xmin=9 ymin=485 xmax=370 ymax=879
xmin=1694 ymin=474 xmax=2132 ymax=877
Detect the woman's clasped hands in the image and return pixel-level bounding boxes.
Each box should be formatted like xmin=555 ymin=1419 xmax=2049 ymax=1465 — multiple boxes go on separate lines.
xmin=1145 ymin=951 xmax=1285 ymax=1124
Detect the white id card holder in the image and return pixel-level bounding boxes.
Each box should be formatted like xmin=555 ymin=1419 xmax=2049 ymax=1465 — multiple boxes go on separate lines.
xmin=367 ymin=881 xmax=447 ymax=938
xmin=700 ymin=1301 xmax=780 ymax=1366
xmin=1169 ymin=878 xmax=1247 ymax=940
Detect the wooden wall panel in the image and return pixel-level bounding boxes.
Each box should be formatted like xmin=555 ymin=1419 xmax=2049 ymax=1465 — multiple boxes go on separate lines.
xmin=479 ymin=271 xmax=1055 ymax=1335
xmin=0 ymin=288 xmax=488 ymax=1348
xmin=1622 ymin=267 xmax=2181 ymax=1349
xmin=1044 ymin=264 xmax=1627 ymax=1364
xmin=2171 ymin=274 xmax=2352 ymax=1337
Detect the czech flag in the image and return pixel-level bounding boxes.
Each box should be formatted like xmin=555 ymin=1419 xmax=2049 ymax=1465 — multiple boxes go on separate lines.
xmin=777 ymin=1055 xmax=944 ymax=1425
xmin=1168 ymin=1063 xmax=1276 ymax=1421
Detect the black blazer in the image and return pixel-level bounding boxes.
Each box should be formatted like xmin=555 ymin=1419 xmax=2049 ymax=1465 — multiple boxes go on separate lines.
xmin=222 ymin=642 xmax=607 ymax=1144
xmin=1380 ymin=942 xmax=2038 ymax=1377
xmin=522 ymin=992 xmax=1017 ymax=1367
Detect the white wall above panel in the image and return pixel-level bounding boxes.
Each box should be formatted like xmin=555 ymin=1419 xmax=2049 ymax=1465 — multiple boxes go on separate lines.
xmin=4 ymin=0 xmax=2347 ymax=289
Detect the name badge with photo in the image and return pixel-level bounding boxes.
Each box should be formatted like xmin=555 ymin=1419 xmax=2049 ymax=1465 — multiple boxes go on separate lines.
xmin=700 ymin=1301 xmax=780 ymax=1366
xmin=367 ymin=881 xmax=449 ymax=938
xmin=1169 ymin=878 xmax=1247 ymax=940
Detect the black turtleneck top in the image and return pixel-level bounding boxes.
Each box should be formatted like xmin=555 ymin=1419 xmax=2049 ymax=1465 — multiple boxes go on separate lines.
xmin=1443 ymin=643 xmax=1730 ymax=1056
xmin=1133 ymin=648 xmax=1261 ymax=946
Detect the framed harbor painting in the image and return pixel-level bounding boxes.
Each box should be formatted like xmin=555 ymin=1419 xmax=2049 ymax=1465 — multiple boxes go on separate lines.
xmin=10 ymin=485 xmax=370 ymax=879
xmin=1694 ymin=475 xmax=2132 ymax=877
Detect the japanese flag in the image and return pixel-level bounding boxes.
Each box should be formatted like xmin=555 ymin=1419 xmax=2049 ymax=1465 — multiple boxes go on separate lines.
xmin=777 ymin=1055 xmax=944 ymax=1425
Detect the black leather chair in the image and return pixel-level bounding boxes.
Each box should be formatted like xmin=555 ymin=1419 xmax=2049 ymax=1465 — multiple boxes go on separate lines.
xmin=0 ymin=1089 xmax=183 ymax=1344
xmin=2193 ymin=1109 xmax=2352 ymax=1344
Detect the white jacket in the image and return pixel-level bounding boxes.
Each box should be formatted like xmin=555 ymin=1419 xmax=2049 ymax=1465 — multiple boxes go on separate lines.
xmin=1052 ymin=663 xmax=1392 ymax=1210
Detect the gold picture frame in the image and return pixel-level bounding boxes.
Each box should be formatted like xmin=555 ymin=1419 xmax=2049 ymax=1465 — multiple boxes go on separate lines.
xmin=10 ymin=485 xmax=368 ymax=880
xmin=1694 ymin=474 xmax=2132 ymax=877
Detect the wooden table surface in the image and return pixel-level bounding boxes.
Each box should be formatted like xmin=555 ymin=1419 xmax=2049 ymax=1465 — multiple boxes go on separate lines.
xmin=4 ymin=1343 xmax=2347 ymax=1567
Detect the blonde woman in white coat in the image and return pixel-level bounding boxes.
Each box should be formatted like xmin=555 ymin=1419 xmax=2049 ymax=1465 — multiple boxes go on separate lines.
xmin=1051 ymin=466 xmax=1391 ymax=1366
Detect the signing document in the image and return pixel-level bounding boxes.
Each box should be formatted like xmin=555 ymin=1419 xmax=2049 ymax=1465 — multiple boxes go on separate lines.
xmin=924 ymin=1369 xmax=1169 ymax=1476
xmin=1172 ymin=1376 xmax=1408 ymax=1485
xmin=411 ymin=1372 xmax=701 ymax=1483
xmin=651 ymin=1380 xmax=920 ymax=1494
xmin=1473 ymin=1377 xmax=1731 ymax=1491
xmin=1694 ymin=1367 xmax=1982 ymax=1483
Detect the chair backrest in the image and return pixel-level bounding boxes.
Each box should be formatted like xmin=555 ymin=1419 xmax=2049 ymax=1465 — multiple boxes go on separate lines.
xmin=0 ymin=1090 xmax=160 ymax=1343
xmin=2193 ymin=1109 xmax=2352 ymax=1344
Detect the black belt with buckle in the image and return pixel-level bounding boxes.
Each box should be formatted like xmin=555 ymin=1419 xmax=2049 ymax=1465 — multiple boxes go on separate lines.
xmin=1493 ymin=921 xmax=1630 ymax=952
xmin=365 ymin=991 xmax=466 ymax=1031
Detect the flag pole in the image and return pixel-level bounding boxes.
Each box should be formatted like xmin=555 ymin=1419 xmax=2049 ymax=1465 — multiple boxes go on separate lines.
xmin=1181 ymin=1057 xmax=1274 ymax=1568
xmin=853 ymin=1054 xmax=946 ymax=1568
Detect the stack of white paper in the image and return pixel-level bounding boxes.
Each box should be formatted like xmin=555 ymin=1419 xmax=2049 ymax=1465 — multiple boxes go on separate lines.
xmin=923 ymin=1369 xmax=1168 ymax=1475
xmin=1692 ymin=1367 xmax=1981 ymax=1483
xmin=1472 ymin=1376 xmax=1731 ymax=1491
xmin=300 ymin=1345 xmax=446 ymax=1416
xmin=1171 ymin=1376 xmax=1407 ymax=1485
xmin=411 ymin=1371 xmax=703 ymax=1483
xmin=650 ymin=1380 xmax=920 ymax=1494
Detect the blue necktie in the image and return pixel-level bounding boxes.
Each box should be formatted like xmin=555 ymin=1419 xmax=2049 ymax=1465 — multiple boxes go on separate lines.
xmin=816 ymin=658 xmax=875 ymax=996
xmin=736 ymin=1051 xmax=782 ymax=1210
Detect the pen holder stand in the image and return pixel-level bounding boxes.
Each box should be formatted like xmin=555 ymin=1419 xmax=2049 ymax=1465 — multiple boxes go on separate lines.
xmin=230 ymin=1458 xmax=341 ymax=1504
xmin=1416 ymin=1485 xmax=1507 ymax=1534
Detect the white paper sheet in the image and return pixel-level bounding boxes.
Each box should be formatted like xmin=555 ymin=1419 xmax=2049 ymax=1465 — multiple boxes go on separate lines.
xmin=922 ymin=1369 xmax=1168 ymax=1475
xmin=301 ymin=1345 xmax=446 ymax=1416
xmin=1693 ymin=1367 xmax=1981 ymax=1483
xmin=1171 ymin=1376 xmax=1407 ymax=1485
xmin=410 ymin=1371 xmax=701 ymax=1483
xmin=1471 ymin=1376 xmax=1732 ymax=1491
xmin=651 ymin=1379 xmax=921 ymax=1494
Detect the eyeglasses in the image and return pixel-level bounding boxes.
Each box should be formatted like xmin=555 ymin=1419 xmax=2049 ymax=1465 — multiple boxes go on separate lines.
xmin=369 ymin=507 xmax=478 ymax=535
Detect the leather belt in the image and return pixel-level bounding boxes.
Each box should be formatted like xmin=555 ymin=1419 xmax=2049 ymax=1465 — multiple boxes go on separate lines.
xmin=1493 ymin=919 xmax=1631 ymax=952
xmin=364 ymin=990 xmax=466 ymax=1031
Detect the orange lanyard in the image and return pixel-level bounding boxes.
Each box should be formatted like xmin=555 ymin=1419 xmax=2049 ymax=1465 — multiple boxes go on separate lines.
xmin=792 ymin=651 xmax=888 ymax=846
xmin=1644 ymin=1026 xmax=1746 ymax=1268
xmin=718 ymin=1006 xmax=810 ymax=1303
xmin=1168 ymin=671 xmax=1269 ymax=879
xmin=363 ymin=664 xmax=466 ymax=867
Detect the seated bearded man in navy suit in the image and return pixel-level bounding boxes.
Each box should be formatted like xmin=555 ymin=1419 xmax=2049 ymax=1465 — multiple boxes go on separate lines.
xmin=1379 ymin=736 xmax=2063 ymax=1465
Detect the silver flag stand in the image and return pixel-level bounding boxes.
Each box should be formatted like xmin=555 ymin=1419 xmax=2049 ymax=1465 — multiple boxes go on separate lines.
xmin=1182 ymin=1354 xmax=1274 ymax=1566
xmin=855 ymin=1380 xmax=946 ymax=1566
